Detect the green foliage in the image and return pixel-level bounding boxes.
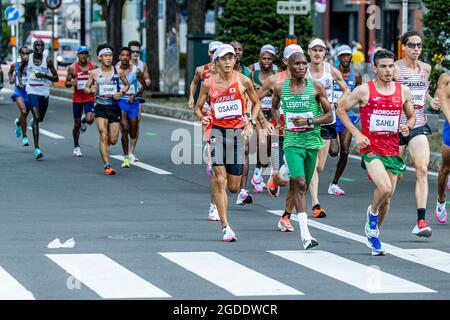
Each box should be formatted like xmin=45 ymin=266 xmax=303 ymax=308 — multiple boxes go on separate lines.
xmin=1 ymin=6 xmax=11 ymax=61
xmin=215 ymin=0 xmax=312 ymax=66
xmin=422 ymin=0 xmax=450 ymax=94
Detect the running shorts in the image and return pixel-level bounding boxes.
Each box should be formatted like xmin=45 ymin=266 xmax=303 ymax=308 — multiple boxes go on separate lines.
xmin=73 ymin=102 xmax=94 ymax=119
xmin=443 ymin=120 xmax=450 ymax=147
xmin=11 ymin=87 xmax=28 ymax=104
xmin=284 ymin=146 xmax=318 ymax=183
xmin=94 ymin=103 xmax=121 ymax=123
xmin=336 ymin=113 xmax=360 ymax=133
xmin=399 ymin=124 xmax=431 ymax=146
xmin=27 ymin=94 xmax=49 ymax=121
xmin=320 ymin=124 xmax=337 ymax=140
xmin=118 ymin=99 xmax=140 ymax=119
xmin=210 ymin=125 xmax=245 ymax=176
xmin=361 ymin=152 xmax=406 ymax=175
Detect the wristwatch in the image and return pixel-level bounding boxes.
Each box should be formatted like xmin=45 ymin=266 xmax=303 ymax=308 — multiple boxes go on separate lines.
xmin=307 ymin=118 xmax=314 ymax=126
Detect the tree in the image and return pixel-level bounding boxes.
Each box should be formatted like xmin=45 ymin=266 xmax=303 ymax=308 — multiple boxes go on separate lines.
xmin=422 ymin=0 xmax=450 ymax=93
xmin=215 ymin=0 xmax=313 ymax=66
xmin=96 ymin=0 xmax=127 ymax=62
xmin=187 ymin=0 xmax=207 ymax=34
xmin=146 ymin=0 xmax=160 ymax=92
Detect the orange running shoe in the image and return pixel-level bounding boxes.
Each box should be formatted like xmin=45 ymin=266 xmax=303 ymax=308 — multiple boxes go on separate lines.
xmin=267 ymin=176 xmax=280 ymax=197
xmin=104 ymin=164 xmax=116 ymax=176
xmin=313 ymin=207 xmax=327 ymax=218
xmin=278 ymin=216 xmax=294 ymax=232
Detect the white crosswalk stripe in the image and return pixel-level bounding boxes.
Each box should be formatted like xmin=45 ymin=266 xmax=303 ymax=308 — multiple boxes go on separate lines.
xmin=0 ymin=266 xmax=35 ymax=300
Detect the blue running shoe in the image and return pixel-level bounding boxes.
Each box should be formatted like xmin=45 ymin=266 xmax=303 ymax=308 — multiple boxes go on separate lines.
xmin=34 ymin=148 xmax=43 ymax=160
xmin=15 ymin=119 xmax=21 ymax=138
xmin=80 ymin=114 xmax=87 ymax=133
xmin=365 ymin=205 xmax=379 ymax=238
xmin=367 ymin=237 xmax=385 ymax=256
xmin=22 ymin=136 xmax=29 ymax=146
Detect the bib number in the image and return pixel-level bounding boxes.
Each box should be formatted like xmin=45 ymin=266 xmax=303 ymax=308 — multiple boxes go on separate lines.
xmin=99 ymin=84 xmax=117 ymax=96
xmin=286 ymin=111 xmax=314 ymax=132
xmin=77 ymin=80 xmax=87 ymax=90
xmin=369 ymin=114 xmax=399 ymax=133
xmin=214 ymin=100 xmax=243 ymax=119
xmin=261 ymin=96 xmax=272 ymax=111
xmin=411 ymin=89 xmax=425 ymax=106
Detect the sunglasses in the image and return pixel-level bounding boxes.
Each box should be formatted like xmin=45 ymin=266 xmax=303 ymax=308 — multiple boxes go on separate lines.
xmin=20 ymin=51 xmax=30 ymax=55
xmin=131 ymin=50 xmax=140 ymax=54
xmin=406 ymin=42 xmax=422 ymax=49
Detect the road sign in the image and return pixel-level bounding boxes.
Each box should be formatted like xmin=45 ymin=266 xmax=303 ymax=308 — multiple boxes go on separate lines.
xmin=45 ymin=0 xmax=62 ymax=10
xmin=65 ymin=4 xmax=81 ymax=30
xmin=276 ymin=1 xmax=310 ymax=15
xmin=4 ymin=5 xmax=20 ymax=22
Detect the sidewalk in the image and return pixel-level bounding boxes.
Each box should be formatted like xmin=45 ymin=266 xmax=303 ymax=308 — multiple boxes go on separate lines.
xmin=45 ymin=86 xmax=442 ymax=172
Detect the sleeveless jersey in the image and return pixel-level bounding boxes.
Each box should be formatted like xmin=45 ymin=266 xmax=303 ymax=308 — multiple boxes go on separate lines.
xmin=254 ymin=68 xmax=277 ymax=112
xmin=252 ymin=62 xmax=278 ymax=73
xmin=209 ymin=71 xmax=246 ymax=129
xmin=95 ymin=67 xmax=121 ymax=105
xmin=14 ymin=62 xmax=27 ymax=89
xmin=119 ymin=65 xmax=139 ymax=101
xmin=26 ymin=53 xmax=51 ymax=97
xmin=73 ymin=62 xmax=96 ymax=103
xmin=281 ymin=78 xmax=324 ymax=150
xmin=307 ymin=62 xmax=335 ymax=123
xmin=360 ymin=81 xmax=403 ymax=156
xmin=333 ymin=67 xmax=358 ymax=116
xmin=201 ymin=63 xmax=214 ymax=81
xmin=396 ymin=60 xmax=429 ymax=128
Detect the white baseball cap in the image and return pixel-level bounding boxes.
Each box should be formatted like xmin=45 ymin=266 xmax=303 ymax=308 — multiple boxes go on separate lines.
xmin=209 ymin=41 xmax=223 ymax=53
xmin=213 ymin=44 xmax=236 ymax=60
xmin=283 ymin=44 xmax=304 ymax=59
xmin=337 ymin=45 xmax=352 ymax=56
xmin=308 ymin=38 xmax=327 ymax=49
xmin=260 ymin=44 xmax=276 ymax=56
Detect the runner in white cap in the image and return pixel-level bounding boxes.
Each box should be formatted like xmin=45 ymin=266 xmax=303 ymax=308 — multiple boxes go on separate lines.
xmin=306 ymin=38 xmax=350 ymax=218
xmin=249 ymin=44 xmax=278 ymax=74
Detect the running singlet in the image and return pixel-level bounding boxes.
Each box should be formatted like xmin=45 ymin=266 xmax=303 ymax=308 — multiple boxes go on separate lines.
xmin=201 ymin=63 xmax=214 ymax=81
xmin=73 ymin=62 xmax=96 ymax=103
xmin=254 ymin=68 xmax=276 ymax=112
xmin=26 ymin=53 xmax=51 ymax=97
xmin=209 ymin=71 xmax=246 ymax=129
xmin=281 ymin=78 xmax=324 ymax=150
xmin=252 ymin=62 xmax=278 ymax=73
xmin=95 ymin=67 xmax=120 ymax=105
xmin=307 ymin=62 xmax=335 ymax=123
xmin=360 ymin=81 xmax=403 ymax=156
xmin=14 ymin=62 xmax=27 ymax=89
xmin=119 ymin=65 xmax=138 ymax=100
xmin=333 ymin=67 xmax=358 ymax=116
xmin=396 ymin=60 xmax=429 ymax=128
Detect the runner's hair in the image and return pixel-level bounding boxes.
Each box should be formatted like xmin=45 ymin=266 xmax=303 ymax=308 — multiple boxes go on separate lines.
xmin=373 ymin=50 xmax=395 ymax=66
xmin=96 ymin=43 xmax=113 ymax=56
xmin=119 ymin=46 xmax=132 ymax=55
xmin=128 ymin=40 xmax=141 ymax=48
xmin=400 ymin=31 xmax=423 ymax=45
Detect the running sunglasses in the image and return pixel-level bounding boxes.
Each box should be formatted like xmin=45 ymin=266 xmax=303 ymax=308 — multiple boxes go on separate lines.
xmin=131 ymin=50 xmax=141 ymax=54
xmin=406 ymin=42 xmax=422 ymax=49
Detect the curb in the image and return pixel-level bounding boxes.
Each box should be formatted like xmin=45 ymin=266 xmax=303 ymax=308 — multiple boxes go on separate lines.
xmin=49 ymin=88 xmax=442 ymax=173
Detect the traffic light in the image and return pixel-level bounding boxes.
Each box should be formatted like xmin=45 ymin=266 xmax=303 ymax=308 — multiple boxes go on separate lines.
xmin=285 ymin=34 xmax=298 ymax=46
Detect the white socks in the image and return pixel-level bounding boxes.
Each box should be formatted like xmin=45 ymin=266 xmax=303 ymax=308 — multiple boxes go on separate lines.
xmin=368 ymin=205 xmax=379 ymax=216
xmin=298 ymin=212 xmax=311 ymax=240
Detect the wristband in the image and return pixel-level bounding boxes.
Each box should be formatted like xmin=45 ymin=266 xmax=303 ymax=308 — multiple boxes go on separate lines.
xmin=427 ymin=97 xmax=433 ymax=110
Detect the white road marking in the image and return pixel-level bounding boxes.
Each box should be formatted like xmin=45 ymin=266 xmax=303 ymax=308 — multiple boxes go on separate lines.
xmin=111 ymin=155 xmax=172 ymax=175
xmin=46 ymin=254 xmax=171 ymax=299
xmin=159 ymin=251 xmax=303 ymax=296
xmin=0 ymin=266 xmax=35 ymax=300
xmin=268 ymin=210 xmax=450 ymax=275
xmin=26 ymin=126 xmax=65 ymax=139
xmin=269 ymin=250 xmax=435 ymax=294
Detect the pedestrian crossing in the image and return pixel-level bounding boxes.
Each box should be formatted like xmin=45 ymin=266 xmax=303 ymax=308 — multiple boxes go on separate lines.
xmin=0 ymin=248 xmax=447 ymax=299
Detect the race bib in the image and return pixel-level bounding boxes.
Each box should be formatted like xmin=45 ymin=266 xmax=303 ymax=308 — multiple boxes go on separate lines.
xmin=410 ymin=88 xmax=426 ymax=106
xmin=333 ymin=90 xmax=343 ymax=103
xmin=214 ymin=99 xmax=243 ymax=119
xmin=369 ymin=114 xmax=399 ymax=133
xmin=286 ymin=111 xmax=314 ymax=132
xmin=120 ymin=84 xmax=136 ymax=95
xmin=99 ymin=84 xmax=117 ymax=96
xmin=29 ymin=72 xmax=43 ymax=83
xmin=261 ymin=96 xmax=272 ymax=111
xmin=77 ymin=80 xmax=87 ymax=90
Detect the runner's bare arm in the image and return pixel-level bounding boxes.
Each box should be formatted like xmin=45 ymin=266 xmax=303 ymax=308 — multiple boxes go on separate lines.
xmin=84 ymin=69 xmax=97 ymax=93
xmin=17 ymin=57 xmax=29 ymax=88
xmin=65 ymin=65 xmax=75 ymax=88
xmin=194 ymin=79 xmax=211 ymax=126
xmin=401 ymin=85 xmax=416 ymax=136
xmin=332 ymin=66 xmax=350 ymax=104
xmin=244 ymin=75 xmax=267 ymax=127
xmin=136 ymin=69 xmax=146 ymax=94
xmin=436 ymin=73 xmax=450 ymax=123
xmin=257 ymin=75 xmax=276 ymax=100
xmin=312 ymin=81 xmax=333 ymax=125
xmin=114 ymin=70 xmax=130 ymax=100
xmin=8 ymin=63 xmax=15 ymax=84
xmin=271 ymin=82 xmax=283 ymax=127
xmin=355 ymin=70 xmax=362 ymax=86
xmin=143 ymin=63 xmax=151 ymax=87
xmin=45 ymin=59 xmax=59 ymax=82
xmin=188 ymin=66 xmax=203 ymax=109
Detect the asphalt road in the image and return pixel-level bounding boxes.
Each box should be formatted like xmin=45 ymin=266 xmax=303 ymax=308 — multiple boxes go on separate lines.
xmin=1 ymin=88 xmax=450 ymax=301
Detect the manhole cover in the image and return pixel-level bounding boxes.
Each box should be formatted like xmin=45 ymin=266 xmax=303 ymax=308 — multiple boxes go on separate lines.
xmin=107 ymin=233 xmax=183 ymax=241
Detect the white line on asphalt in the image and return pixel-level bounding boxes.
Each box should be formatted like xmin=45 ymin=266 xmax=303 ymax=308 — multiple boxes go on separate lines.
xmin=111 ymin=155 xmax=172 ymax=175
xmin=268 ymin=210 xmax=450 ymax=275
xmin=159 ymin=251 xmax=303 ymax=296
xmin=0 ymin=266 xmax=35 ymax=300
xmin=141 ymin=113 xmax=201 ymax=127
xmin=268 ymin=250 xmax=435 ymax=294
xmin=46 ymin=254 xmax=171 ymax=299
xmin=26 ymin=126 xmax=65 ymax=139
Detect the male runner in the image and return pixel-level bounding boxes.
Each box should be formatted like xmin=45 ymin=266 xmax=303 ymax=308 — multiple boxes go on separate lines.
xmin=337 ymin=50 xmax=415 ymax=255
xmin=18 ymin=39 xmax=58 ymax=160
xmin=248 ymin=44 xmax=278 ymax=74
xmin=65 ymin=45 xmax=97 ymax=157
xmin=395 ymin=31 xmax=437 ymax=237
xmin=9 ymin=46 xmax=31 ymax=147
xmin=230 ymin=41 xmax=252 ymax=78
xmin=306 ymin=38 xmax=350 ymax=218
xmin=127 ymin=40 xmax=151 ymax=162
xmin=329 ymin=45 xmax=362 ymax=195
xmin=117 ymin=47 xmax=146 ymax=168
xmin=272 ymin=52 xmax=333 ymax=249
xmin=250 ymin=44 xmax=278 ymax=193
xmin=435 ymin=72 xmax=450 ymax=223
xmin=85 ymin=44 xmax=130 ymax=175
xmin=194 ymin=44 xmax=272 ymax=241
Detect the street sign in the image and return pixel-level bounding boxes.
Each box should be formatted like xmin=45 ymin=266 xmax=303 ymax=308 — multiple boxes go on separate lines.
xmin=65 ymin=4 xmax=81 ymax=30
xmin=4 ymin=5 xmax=20 ymax=22
xmin=276 ymin=1 xmax=310 ymax=15
xmin=44 ymin=0 xmax=62 ymax=10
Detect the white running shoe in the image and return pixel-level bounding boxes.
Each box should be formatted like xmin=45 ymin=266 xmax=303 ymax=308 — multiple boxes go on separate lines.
xmin=411 ymin=220 xmax=432 ymax=237
xmin=236 ymin=189 xmax=253 ymax=205
xmin=208 ymin=204 xmax=219 ymax=221
xmin=435 ymin=201 xmax=448 ymax=223
xmin=328 ymin=183 xmax=345 ymax=195
xmin=73 ymin=147 xmax=82 ymax=157
xmin=223 ymin=226 xmax=237 ymax=242
xmin=129 ymin=153 xmax=139 ymax=162
xmin=302 ymin=237 xmax=319 ymax=250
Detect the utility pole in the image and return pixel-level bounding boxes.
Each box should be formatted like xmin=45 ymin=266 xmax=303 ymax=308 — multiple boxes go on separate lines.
xmin=0 ymin=0 xmax=3 ymax=65
xmin=81 ymin=0 xmax=86 ymax=45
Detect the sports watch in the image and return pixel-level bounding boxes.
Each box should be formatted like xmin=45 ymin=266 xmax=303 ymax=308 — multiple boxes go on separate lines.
xmin=307 ymin=118 xmax=314 ymax=126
